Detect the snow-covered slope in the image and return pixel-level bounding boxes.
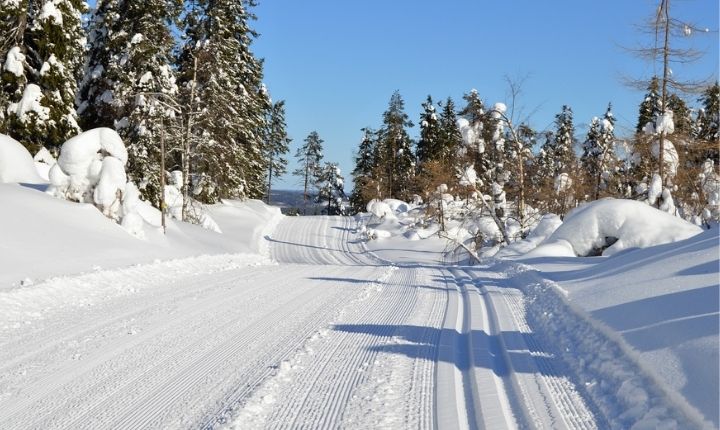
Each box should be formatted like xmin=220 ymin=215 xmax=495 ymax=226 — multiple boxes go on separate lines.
xmin=0 ymin=183 xmax=281 ymax=289
xmin=517 ymin=227 xmax=719 ymax=427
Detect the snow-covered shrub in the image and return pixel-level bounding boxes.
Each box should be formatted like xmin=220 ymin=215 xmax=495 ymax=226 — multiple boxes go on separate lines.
xmin=527 ymin=198 xmax=701 ymax=257
xmin=0 ymin=134 xmax=44 ymax=184
xmin=48 ymin=128 xmax=128 ymax=218
xmin=46 ymin=128 xmax=147 ymax=236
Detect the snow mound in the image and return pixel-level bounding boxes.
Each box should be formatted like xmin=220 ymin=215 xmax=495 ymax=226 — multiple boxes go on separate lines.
xmin=0 ymin=134 xmax=44 ymax=184
xmin=366 ymin=199 xmax=396 ymax=219
xmin=527 ymin=199 xmax=702 ymax=257
xmin=48 ymin=128 xmax=129 ymax=219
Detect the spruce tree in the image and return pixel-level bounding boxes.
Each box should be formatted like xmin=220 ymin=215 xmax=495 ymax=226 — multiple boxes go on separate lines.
xmin=459 ymin=89 xmax=494 ymax=184
xmin=377 ymin=90 xmax=414 ymax=200
xmin=581 ymin=103 xmax=617 ymax=199
xmin=552 ymin=105 xmax=577 ymax=176
xmin=315 ymin=162 xmax=345 ymax=215
xmin=695 ymin=83 xmax=719 ymax=163
xmin=436 ymin=97 xmax=462 ymax=166
xmin=350 ymin=127 xmax=377 ymax=213
xmin=177 ymin=0 xmax=269 ymax=203
xmin=2 ymin=0 xmax=86 ymax=154
xmin=0 ymin=0 xmax=27 ymax=133
xmin=263 ymin=100 xmax=291 ymax=204
xmin=416 ymin=95 xmax=440 ymax=168
xmin=86 ymin=0 xmax=179 ymax=206
xmin=636 ymin=77 xmax=661 ymax=133
xmin=293 ymin=131 xmax=323 ymax=213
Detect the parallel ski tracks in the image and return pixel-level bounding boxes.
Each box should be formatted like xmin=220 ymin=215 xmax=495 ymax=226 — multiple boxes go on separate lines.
xmin=442 ymin=267 xmax=597 ymax=430
xmin=1 ymin=214 xmax=602 ymax=429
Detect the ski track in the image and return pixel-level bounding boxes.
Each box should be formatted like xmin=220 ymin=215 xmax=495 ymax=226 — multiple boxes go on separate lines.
xmin=0 ymin=214 xmax=610 ymax=429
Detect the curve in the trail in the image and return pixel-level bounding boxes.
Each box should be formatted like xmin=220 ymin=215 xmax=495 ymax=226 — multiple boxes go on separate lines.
xmin=1 ymin=214 xmax=603 ymax=430
xmin=269 ymin=216 xmax=379 ymax=266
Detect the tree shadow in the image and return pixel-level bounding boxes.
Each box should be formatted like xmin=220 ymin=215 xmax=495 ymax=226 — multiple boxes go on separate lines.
xmin=332 ymin=323 xmax=564 ymax=378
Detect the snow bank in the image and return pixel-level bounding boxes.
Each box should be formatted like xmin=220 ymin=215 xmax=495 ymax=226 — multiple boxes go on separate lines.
xmin=527 ymin=199 xmax=702 ymax=257
xmin=0 ymin=183 xmax=282 ymax=289
xmin=0 ymin=134 xmax=44 ymax=184
xmin=509 ymin=227 xmax=720 ymax=427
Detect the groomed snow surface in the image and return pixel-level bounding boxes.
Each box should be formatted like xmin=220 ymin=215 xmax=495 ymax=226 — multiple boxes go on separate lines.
xmin=0 ymin=177 xmax=717 ymax=429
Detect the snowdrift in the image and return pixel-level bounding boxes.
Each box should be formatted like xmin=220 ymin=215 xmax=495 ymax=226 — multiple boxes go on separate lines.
xmin=0 ymin=134 xmax=44 ymax=184
xmin=0 ymin=183 xmax=281 ymax=289
xmin=526 ymin=199 xmax=702 ymax=257
xmin=508 ymin=226 xmax=720 ymax=428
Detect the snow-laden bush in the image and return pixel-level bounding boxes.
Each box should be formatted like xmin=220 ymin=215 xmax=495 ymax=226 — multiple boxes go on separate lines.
xmin=0 ymin=134 xmax=44 ymax=184
xmin=46 ymin=128 xmax=145 ymax=234
xmin=48 ymin=128 xmax=128 ymax=218
xmin=527 ymin=198 xmax=702 ymax=257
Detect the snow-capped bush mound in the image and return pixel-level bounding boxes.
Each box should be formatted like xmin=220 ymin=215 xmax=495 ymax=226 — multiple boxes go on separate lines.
xmin=0 ymin=134 xmax=44 ymax=184
xmin=494 ymin=214 xmax=563 ymax=258
xmin=367 ymin=199 xmax=396 ymax=219
xmin=384 ymin=199 xmax=410 ymax=214
xmin=528 ymin=199 xmax=702 ymax=257
xmin=48 ymin=128 xmax=128 ymax=216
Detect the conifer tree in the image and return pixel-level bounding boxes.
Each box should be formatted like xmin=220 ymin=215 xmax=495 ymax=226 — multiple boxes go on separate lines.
xmin=377 ymin=90 xmax=414 ymax=200
xmin=2 ymin=0 xmax=86 ymax=154
xmin=416 ymin=95 xmax=440 ymax=169
xmin=80 ymin=0 xmax=180 ymax=206
xmin=581 ymin=104 xmax=617 ymax=199
xmin=695 ymin=83 xmax=719 ymax=163
xmin=636 ymin=77 xmax=661 ymax=133
xmin=263 ymin=99 xmax=290 ymax=204
xmin=460 ymin=89 xmax=492 ymax=178
xmin=177 ymin=0 xmax=269 ymax=204
xmin=315 ymin=162 xmax=345 ymax=215
xmin=0 ymin=0 xmax=28 ymax=133
xmin=293 ymin=130 xmax=323 ymax=213
xmin=436 ymin=97 xmax=462 ymax=166
xmin=350 ymin=127 xmax=377 ymax=213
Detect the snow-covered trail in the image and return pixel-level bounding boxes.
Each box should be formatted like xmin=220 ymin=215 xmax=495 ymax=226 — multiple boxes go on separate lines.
xmin=1 ymin=215 xmax=600 ymax=429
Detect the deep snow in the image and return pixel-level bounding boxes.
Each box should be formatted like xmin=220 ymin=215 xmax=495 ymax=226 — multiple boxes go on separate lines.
xmin=0 ymin=182 xmax=717 ymax=428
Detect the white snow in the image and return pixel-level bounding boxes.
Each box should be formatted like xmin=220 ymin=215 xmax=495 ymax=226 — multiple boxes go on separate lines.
xmin=526 ymin=199 xmax=702 ymax=257
xmin=8 ymin=84 xmax=49 ymax=122
xmin=0 ymin=134 xmax=44 ymax=184
xmin=39 ymin=1 xmax=63 ymax=24
xmin=3 ymin=46 xmax=24 ymax=77
xmin=0 ymin=182 xmax=282 ymax=289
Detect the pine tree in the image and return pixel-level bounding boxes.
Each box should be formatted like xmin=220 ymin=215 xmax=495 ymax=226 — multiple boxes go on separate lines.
xmin=177 ymin=0 xmax=269 ymax=204
xmin=293 ymin=130 xmax=323 ymax=213
xmin=350 ymin=127 xmax=377 ymax=213
xmin=2 ymin=0 xmax=86 ymax=154
xmin=315 ymin=162 xmax=345 ymax=215
xmin=416 ymin=95 xmax=440 ymax=169
xmin=263 ymin=99 xmax=290 ymax=204
xmin=377 ymin=90 xmax=414 ymax=200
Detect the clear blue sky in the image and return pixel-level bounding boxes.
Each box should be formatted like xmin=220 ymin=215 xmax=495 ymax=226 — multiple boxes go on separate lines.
xmin=252 ymin=0 xmax=719 ymax=191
